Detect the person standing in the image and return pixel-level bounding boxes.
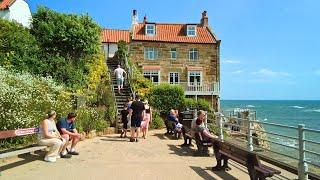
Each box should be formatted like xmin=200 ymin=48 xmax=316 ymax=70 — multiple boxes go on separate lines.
xmin=38 ymin=110 xmax=71 ymax=162
xmin=129 ymin=95 xmax=145 ymax=142
xmin=114 ymin=65 xmax=126 ymax=94
xmin=120 ymin=104 xmax=129 ymax=138
xmin=140 ymin=99 xmax=152 ymax=139
xmin=56 ymin=112 xmax=81 ymax=156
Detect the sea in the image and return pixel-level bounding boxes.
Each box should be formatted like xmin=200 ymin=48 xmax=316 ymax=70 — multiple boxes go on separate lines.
xmin=221 ymin=100 xmax=320 ymax=166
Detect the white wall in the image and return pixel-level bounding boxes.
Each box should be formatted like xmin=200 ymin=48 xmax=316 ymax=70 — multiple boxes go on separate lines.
xmin=8 ymin=0 xmax=32 ymax=28
xmin=0 ymin=10 xmax=10 ymax=20
xmin=103 ymin=43 xmax=118 ymax=59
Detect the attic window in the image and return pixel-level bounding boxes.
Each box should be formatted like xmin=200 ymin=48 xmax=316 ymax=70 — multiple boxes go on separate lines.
xmin=145 ymin=24 xmax=155 ymax=36
xmin=187 ymin=25 xmax=196 ymax=36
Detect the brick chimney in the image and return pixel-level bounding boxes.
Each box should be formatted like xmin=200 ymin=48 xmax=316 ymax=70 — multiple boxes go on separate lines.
xmin=200 ymin=10 xmax=208 ymax=27
xmin=131 ymin=9 xmax=138 ymax=26
xmin=143 ymin=15 xmax=147 ymax=23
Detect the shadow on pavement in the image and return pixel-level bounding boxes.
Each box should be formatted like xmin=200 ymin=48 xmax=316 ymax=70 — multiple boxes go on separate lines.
xmin=190 ymin=166 xmax=239 ymax=180
xmin=100 ymin=136 xmax=129 ymax=142
xmin=167 ymin=144 xmax=196 ymax=156
xmin=0 ymin=151 xmax=44 ymax=172
xmin=189 ymin=166 xmax=217 ymax=180
xmin=152 ymin=133 xmax=169 ymax=140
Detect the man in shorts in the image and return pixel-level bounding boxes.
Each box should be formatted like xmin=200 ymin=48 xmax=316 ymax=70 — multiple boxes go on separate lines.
xmin=114 ymin=65 xmax=126 ymax=94
xmin=129 ymin=95 xmax=145 ymax=142
xmin=56 ymin=112 xmax=81 ymax=156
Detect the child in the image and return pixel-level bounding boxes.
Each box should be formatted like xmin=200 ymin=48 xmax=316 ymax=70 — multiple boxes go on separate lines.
xmin=120 ymin=105 xmax=129 ymax=138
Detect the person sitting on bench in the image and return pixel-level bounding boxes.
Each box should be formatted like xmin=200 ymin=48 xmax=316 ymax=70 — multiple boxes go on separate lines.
xmin=38 ymin=110 xmax=71 ymax=162
xmin=56 ymin=112 xmax=81 ymax=156
xmin=166 ymin=109 xmax=179 ymax=134
xmin=195 ymin=110 xmax=217 ymax=140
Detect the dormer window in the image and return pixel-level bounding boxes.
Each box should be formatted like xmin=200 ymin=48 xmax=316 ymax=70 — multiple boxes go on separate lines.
xmin=145 ymin=24 xmax=155 ymax=36
xmin=187 ymin=25 xmax=197 ymax=36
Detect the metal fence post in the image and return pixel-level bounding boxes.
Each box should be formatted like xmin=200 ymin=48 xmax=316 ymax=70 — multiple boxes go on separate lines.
xmin=298 ymin=124 xmax=308 ymax=180
xmin=193 ymin=109 xmax=198 ymax=120
xmin=247 ymin=117 xmax=253 ymax=151
xmin=219 ymin=113 xmax=224 ymax=141
xmin=205 ymin=111 xmax=208 ymax=129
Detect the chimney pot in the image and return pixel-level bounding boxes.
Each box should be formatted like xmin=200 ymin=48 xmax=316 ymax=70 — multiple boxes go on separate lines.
xmin=143 ymin=15 xmax=147 ymax=23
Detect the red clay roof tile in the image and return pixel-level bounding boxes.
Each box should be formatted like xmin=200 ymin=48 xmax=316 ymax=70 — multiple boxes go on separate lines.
xmin=132 ymin=23 xmax=216 ymax=44
xmin=0 ymin=0 xmax=15 ymax=10
xmin=101 ymin=29 xmax=130 ymax=43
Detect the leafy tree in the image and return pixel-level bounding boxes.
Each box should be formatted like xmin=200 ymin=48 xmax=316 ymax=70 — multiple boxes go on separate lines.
xmin=0 ymin=19 xmax=44 ymax=74
xmin=30 ymin=7 xmax=103 ymax=88
xmin=114 ymin=40 xmax=128 ymax=60
xmin=31 ymin=6 xmax=101 ymax=60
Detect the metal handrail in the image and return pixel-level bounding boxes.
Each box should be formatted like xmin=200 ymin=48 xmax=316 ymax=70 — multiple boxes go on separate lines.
xmin=252 ymin=136 xmax=299 ymax=150
xmin=249 ymin=120 xmax=297 ymax=129
xmin=107 ymin=69 xmax=118 ymax=118
xmin=251 ymin=129 xmax=299 ymax=140
xmin=207 ymin=111 xmax=320 ymax=180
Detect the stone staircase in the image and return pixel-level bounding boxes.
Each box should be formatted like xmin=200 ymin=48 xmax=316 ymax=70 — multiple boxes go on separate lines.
xmin=106 ymin=59 xmax=133 ymax=133
xmin=107 ymin=59 xmax=133 ymax=113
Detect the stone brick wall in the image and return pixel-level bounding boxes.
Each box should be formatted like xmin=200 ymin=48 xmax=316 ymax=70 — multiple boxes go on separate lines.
xmin=129 ymin=41 xmax=220 ymax=110
xmin=129 ymin=41 xmax=219 ymax=84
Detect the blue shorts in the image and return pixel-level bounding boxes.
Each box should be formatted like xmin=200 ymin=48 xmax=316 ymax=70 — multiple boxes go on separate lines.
xmin=116 ymin=78 xmax=124 ymax=86
xmin=131 ymin=118 xmax=142 ymax=128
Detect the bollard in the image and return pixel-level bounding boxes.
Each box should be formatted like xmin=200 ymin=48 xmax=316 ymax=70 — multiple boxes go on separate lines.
xmin=219 ymin=113 xmax=224 ymax=141
xmin=247 ymin=117 xmax=253 ymax=151
xmin=298 ymin=124 xmax=308 ymax=180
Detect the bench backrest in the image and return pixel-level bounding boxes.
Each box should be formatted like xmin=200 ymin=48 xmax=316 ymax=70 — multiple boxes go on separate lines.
xmin=0 ymin=128 xmax=39 ymax=140
xmin=215 ymin=139 xmax=260 ymax=167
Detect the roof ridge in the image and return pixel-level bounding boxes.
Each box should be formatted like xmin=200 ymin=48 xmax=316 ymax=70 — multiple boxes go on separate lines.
xmin=138 ymin=22 xmax=199 ymax=25
xmin=102 ymin=28 xmax=129 ymax=31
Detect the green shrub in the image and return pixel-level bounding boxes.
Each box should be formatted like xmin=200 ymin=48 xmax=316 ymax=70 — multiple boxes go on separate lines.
xmin=148 ymin=84 xmax=185 ymax=115
xmin=0 ymin=67 xmax=73 ymax=149
xmin=150 ymin=110 xmax=165 ymax=129
xmin=76 ymin=106 xmax=109 ymax=133
xmin=184 ymin=98 xmax=213 ymax=112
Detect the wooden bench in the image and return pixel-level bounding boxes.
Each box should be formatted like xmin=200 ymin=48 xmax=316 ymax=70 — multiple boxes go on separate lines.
xmin=194 ymin=132 xmax=213 ymax=156
xmin=0 ymin=128 xmax=47 ymax=160
xmin=212 ymin=139 xmax=281 ymax=180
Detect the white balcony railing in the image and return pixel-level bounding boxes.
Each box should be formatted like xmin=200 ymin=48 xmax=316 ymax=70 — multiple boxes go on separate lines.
xmin=155 ymin=82 xmax=220 ymax=95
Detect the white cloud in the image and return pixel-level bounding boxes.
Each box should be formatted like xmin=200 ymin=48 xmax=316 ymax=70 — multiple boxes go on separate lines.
xmin=231 ymin=70 xmax=244 ymax=74
xmin=223 ymin=60 xmax=241 ymax=64
xmin=253 ymin=68 xmax=291 ymax=77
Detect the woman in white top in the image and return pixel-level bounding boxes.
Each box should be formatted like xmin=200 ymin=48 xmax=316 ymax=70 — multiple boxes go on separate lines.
xmin=38 ymin=110 xmax=70 ymax=162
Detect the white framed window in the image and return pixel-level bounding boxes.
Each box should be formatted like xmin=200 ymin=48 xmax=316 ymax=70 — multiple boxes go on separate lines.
xmin=188 ymin=71 xmax=202 ymax=86
xmin=170 ymin=48 xmax=177 ymax=59
xmin=145 ymin=24 xmax=155 ymax=36
xmin=144 ymin=47 xmax=158 ymax=60
xmin=144 ymin=70 xmax=160 ymax=84
xmin=187 ymin=25 xmax=196 ymax=36
xmin=169 ymin=72 xmax=179 ymax=84
xmin=189 ymin=48 xmax=199 ymax=61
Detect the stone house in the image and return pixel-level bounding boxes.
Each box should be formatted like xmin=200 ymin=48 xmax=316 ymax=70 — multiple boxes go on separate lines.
xmin=101 ymin=29 xmax=130 ymax=59
xmin=102 ymin=10 xmax=221 ymax=110
xmin=0 ymin=0 xmax=32 ymax=28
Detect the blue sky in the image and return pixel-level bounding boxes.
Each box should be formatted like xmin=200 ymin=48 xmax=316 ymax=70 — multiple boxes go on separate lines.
xmin=27 ymin=0 xmax=320 ymax=100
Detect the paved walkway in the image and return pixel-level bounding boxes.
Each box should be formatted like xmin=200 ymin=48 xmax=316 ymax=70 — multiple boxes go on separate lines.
xmin=1 ymin=129 xmax=297 ymax=180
